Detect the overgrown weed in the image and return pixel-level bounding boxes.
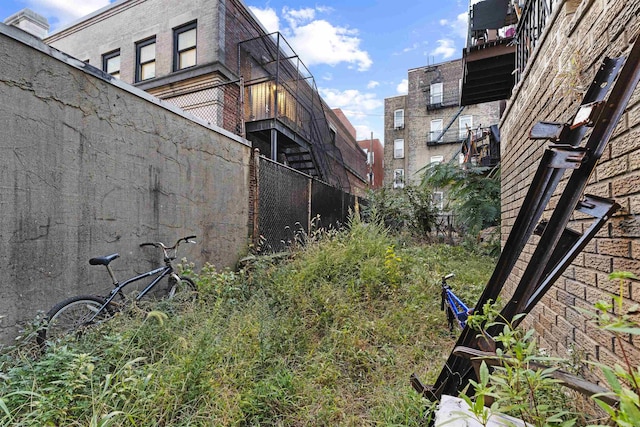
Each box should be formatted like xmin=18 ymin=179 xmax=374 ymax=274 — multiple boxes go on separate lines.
xmin=0 ymin=215 xmax=495 ymax=425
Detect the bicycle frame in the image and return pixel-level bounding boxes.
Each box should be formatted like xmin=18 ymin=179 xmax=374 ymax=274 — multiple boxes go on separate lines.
xmin=86 ymin=265 xmax=178 ymax=324
xmin=440 ymin=275 xmax=471 ymax=331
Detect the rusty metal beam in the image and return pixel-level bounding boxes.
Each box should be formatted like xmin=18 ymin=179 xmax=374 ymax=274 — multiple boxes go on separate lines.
xmin=414 ymin=37 xmax=640 ymax=401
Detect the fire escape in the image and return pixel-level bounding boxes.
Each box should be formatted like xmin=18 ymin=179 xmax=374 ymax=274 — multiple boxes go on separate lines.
xmin=460 ymin=0 xmax=518 ymax=105
xmin=238 ymin=32 xmax=350 ymax=192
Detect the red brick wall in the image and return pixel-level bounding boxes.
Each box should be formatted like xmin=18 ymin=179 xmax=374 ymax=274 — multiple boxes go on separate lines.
xmin=500 ymin=0 xmax=640 ymax=371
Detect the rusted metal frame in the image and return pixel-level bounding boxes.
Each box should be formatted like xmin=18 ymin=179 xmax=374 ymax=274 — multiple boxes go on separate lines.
xmin=505 ymin=195 xmax=621 ymax=324
xmin=416 ymin=40 xmax=640 ymax=401
xmin=500 ymin=39 xmax=640 ymax=323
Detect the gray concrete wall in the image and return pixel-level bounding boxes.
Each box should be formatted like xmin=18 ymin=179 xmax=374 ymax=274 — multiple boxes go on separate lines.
xmin=0 ymin=24 xmax=252 ymax=343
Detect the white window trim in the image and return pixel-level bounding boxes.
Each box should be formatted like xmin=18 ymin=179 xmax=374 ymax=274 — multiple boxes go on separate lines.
xmin=394 ymin=109 xmax=405 ymax=129
xmin=393 ymin=139 xmax=404 ymax=159
xmin=430 ymin=82 xmax=443 ymax=105
xmin=430 ymin=155 xmax=444 ymax=164
xmin=459 ymin=115 xmax=473 ymax=139
xmin=430 ymin=119 xmax=443 ymax=142
xmin=393 ymin=168 xmax=405 ymax=189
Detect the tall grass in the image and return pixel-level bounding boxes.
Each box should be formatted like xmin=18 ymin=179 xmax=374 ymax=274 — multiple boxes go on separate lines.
xmin=0 ymin=216 xmax=495 ymax=426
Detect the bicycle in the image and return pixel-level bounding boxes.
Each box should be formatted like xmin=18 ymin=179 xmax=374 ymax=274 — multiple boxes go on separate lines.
xmin=38 ymin=236 xmax=198 ymax=346
xmin=440 ymin=273 xmax=473 ymax=331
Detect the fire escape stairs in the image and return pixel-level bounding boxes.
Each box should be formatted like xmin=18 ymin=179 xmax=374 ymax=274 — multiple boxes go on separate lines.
xmin=282 ymin=145 xmax=320 ymax=178
xmin=430 ymin=106 xmax=466 ymax=145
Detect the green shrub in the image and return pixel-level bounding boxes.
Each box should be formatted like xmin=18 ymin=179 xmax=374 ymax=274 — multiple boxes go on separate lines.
xmin=0 ymin=216 xmax=496 ymax=426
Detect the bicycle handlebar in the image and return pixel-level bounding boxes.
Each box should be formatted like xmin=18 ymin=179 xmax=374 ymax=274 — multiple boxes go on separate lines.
xmin=139 ymin=236 xmax=198 ymax=250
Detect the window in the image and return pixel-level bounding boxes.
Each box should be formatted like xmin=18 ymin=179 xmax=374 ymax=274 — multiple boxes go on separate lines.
xmin=102 ymin=50 xmax=120 ymax=78
xmin=430 ymin=82 xmax=443 ymax=105
xmin=394 ymin=109 xmax=404 ymax=129
xmin=430 ymin=155 xmax=444 ymax=164
xmin=394 ymin=139 xmax=404 ymax=159
xmin=329 ymin=125 xmax=337 ymax=144
xmin=459 ymin=115 xmax=473 ymax=139
xmin=174 ymin=21 xmax=197 ymax=71
xmin=433 ymin=191 xmax=444 ymax=210
xmin=368 ymin=171 xmax=374 ymax=185
xmin=393 ymin=169 xmax=405 ymax=189
xmin=367 ymin=150 xmax=374 ymax=165
xmin=430 ymin=119 xmax=443 ymax=142
xmin=136 ymin=37 xmax=156 ymax=82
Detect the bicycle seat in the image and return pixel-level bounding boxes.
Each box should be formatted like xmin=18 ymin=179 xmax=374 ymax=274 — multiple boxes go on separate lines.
xmin=89 ymin=253 xmax=120 ymax=266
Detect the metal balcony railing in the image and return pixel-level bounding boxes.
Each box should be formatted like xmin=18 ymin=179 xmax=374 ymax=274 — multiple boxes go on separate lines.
xmin=514 ymin=0 xmax=555 ymax=83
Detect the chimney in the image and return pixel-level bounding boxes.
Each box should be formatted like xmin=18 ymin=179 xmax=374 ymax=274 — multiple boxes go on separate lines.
xmin=4 ymin=8 xmax=49 ymax=39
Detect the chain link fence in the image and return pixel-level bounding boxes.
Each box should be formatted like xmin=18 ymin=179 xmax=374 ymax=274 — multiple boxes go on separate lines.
xmin=253 ymin=153 xmax=360 ymax=253
xmin=163 ymin=79 xmax=243 ymax=135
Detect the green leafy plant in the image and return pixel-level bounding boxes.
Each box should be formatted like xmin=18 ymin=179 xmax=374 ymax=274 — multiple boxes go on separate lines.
xmin=581 ymin=271 xmax=640 ymax=427
xmin=420 ymin=161 xmax=501 ymax=242
xmin=363 ymin=184 xmax=438 ymax=237
xmin=464 ymin=303 xmax=577 ymax=426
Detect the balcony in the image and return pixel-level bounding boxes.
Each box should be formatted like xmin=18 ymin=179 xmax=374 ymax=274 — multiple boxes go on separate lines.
xmin=460 ymin=0 xmax=518 ymax=106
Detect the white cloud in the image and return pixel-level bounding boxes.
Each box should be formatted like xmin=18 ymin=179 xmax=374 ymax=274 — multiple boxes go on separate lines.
xmin=319 ymin=88 xmax=383 ymax=140
xmin=249 ymin=6 xmax=280 ymax=33
xmin=367 ymin=80 xmax=379 ymax=89
xmin=319 ymin=88 xmax=382 ymax=114
xmin=278 ymin=7 xmax=372 ymax=71
xmin=439 ymin=11 xmax=468 ymax=40
xmin=431 ymin=39 xmax=456 ymax=59
xmin=396 ymin=79 xmax=408 ymax=95
xmin=454 ymin=12 xmax=468 ymax=39
xmin=283 ymin=6 xmax=316 ymax=26
xmin=26 ymin=0 xmax=111 ymax=27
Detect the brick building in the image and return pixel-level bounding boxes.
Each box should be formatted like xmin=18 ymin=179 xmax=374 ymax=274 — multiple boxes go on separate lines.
xmin=39 ymin=0 xmax=367 ymax=195
xmin=357 ymin=137 xmax=384 ymax=189
xmin=384 ymin=59 xmax=502 ymax=208
xmin=468 ymin=0 xmax=640 ymax=370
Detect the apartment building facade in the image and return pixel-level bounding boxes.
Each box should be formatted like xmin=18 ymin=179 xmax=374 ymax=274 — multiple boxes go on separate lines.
xmin=42 ymin=0 xmax=367 ymax=195
xmin=357 ymin=137 xmax=384 ymax=189
xmin=384 ymin=59 xmax=502 ymax=207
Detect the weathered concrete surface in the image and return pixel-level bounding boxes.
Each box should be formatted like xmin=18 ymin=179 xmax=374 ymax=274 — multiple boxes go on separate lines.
xmin=0 ymin=24 xmax=251 ymax=343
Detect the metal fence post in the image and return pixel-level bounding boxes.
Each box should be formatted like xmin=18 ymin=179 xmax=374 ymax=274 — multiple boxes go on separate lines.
xmin=307 ymin=178 xmax=312 ymax=233
xmin=252 ymin=148 xmax=260 ymax=247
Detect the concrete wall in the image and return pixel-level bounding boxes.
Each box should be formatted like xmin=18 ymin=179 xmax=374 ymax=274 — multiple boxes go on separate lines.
xmin=0 ymin=24 xmax=252 ymax=343
xmin=500 ymin=0 xmax=640 ymax=370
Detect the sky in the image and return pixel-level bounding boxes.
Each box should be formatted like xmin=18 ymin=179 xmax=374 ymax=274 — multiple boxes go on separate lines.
xmin=0 ymin=0 xmax=472 ymax=143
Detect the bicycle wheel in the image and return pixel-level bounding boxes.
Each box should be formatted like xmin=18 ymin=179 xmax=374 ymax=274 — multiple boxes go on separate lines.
xmin=166 ymin=276 xmax=198 ymax=303
xmin=38 ymin=295 xmax=112 ymax=347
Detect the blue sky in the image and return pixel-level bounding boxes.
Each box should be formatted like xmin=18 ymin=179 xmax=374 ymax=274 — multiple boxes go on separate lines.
xmin=0 ymin=0 xmax=471 ymax=143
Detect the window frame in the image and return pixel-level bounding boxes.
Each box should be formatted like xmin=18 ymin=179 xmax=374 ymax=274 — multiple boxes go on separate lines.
xmin=102 ymin=49 xmax=121 ymax=79
xmin=430 ymin=155 xmax=444 ymax=164
xmin=430 ymin=118 xmax=443 ymax=142
xmin=393 ymin=109 xmax=404 ymax=129
xmin=135 ymin=36 xmax=157 ymax=82
xmin=393 ymin=168 xmax=405 ymax=189
xmin=393 ymin=139 xmax=404 ymax=159
xmin=173 ymin=21 xmax=197 ymax=71
xmin=430 ymin=82 xmax=443 ymax=105
xmin=459 ymin=115 xmax=473 ymax=140
xmin=433 ymin=191 xmax=444 ymax=210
